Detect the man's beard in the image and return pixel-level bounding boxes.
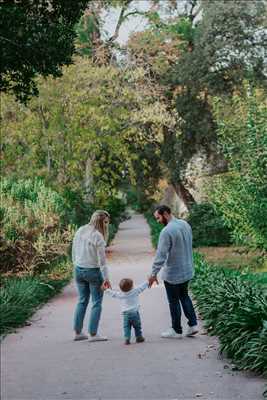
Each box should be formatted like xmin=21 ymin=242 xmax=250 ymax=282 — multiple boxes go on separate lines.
xmin=162 ymin=216 xmax=168 ymax=226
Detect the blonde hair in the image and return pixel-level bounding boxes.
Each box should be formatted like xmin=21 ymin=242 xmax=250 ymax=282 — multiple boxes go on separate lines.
xmin=89 ymin=210 xmax=110 ymax=242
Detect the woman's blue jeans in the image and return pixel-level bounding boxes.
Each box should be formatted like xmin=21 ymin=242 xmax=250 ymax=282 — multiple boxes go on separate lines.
xmin=73 ymin=266 xmax=103 ymax=335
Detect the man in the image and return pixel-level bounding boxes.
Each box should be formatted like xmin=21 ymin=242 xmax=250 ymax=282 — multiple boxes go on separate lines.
xmin=148 ymin=205 xmax=198 ymax=338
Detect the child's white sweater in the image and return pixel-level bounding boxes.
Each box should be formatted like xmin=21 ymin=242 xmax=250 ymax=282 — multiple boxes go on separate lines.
xmin=105 ymin=281 xmax=148 ymax=312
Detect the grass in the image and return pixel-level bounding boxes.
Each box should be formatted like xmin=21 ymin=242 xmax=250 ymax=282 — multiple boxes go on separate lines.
xmin=196 ymin=246 xmax=267 ymax=272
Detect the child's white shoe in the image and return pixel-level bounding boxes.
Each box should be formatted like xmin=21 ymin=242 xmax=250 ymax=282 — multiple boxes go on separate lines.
xmin=161 ymin=328 xmax=182 ymax=339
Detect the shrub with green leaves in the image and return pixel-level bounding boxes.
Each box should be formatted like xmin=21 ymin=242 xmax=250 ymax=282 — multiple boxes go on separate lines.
xmin=145 ymin=212 xmax=164 ymax=248
xmin=0 ymin=259 xmax=72 ymax=335
xmin=60 ymin=189 xmax=127 ymax=243
xmin=211 ymin=87 xmax=267 ymax=250
xmin=192 ymin=254 xmax=267 ymax=376
xmin=60 ymin=188 xmax=96 ymax=227
xmin=103 ymin=197 xmax=128 ymax=242
xmin=0 ymin=178 xmax=74 ymax=275
xmin=187 ymin=202 xmax=232 ymax=247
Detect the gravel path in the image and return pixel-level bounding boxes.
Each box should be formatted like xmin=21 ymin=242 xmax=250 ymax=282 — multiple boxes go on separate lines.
xmin=1 ymin=214 xmax=265 ymax=400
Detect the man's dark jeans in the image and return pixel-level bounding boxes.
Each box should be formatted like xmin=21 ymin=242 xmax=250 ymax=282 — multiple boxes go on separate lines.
xmin=164 ymin=280 xmax=197 ymax=334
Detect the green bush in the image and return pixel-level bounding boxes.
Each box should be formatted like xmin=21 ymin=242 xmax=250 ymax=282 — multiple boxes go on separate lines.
xmin=0 ymin=259 xmax=72 ymax=335
xmin=61 ymin=190 xmax=127 ymax=243
xmin=125 ymin=188 xmax=140 ymax=211
xmin=187 ymin=203 xmax=232 ymax=247
xmin=1 ymin=178 xmax=128 ymax=275
xmin=145 ymin=212 xmax=164 ymax=248
xmin=212 ymin=87 xmax=267 ymax=250
xmin=104 ymin=197 xmax=127 ymax=224
xmin=125 ymin=187 xmax=155 ymax=213
xmin=61 ymin=188 xmax=95 ymax=227
xmin=101 ymin=197 xmax=128 ymax=243
xmin=0 ymin=178 xmax=74 ymax=275
xmin=191 ymin=254 xmax=267 ymax=376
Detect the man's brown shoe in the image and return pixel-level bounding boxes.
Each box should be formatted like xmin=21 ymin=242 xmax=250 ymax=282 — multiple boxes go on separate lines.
xmin=125 ymin=339 xmax=130 ymax=345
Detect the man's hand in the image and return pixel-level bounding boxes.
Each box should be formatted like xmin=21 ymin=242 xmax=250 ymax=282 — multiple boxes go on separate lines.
xmin=102 ymin=279 xmax=112 ymax=290
xmin=148 ymin=275 xmax=159 ymax=288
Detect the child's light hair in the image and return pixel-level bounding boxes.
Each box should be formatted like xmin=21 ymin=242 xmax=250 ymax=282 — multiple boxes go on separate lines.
xmin=89 ymin=210 xmax=110 ymax=242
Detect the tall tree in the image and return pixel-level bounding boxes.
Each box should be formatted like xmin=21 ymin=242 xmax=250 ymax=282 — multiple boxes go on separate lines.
xmin=1 ymin=58 xmax=173 ymax=204
xmin=75 ymin=0 xmax=186 ymax=64
xmin=125 ymin=0 xmax=266 ymax=208
xmin=171 ymin=0 xmax=266 ymax=179
xmin=211 ymin=86 xmax=267 ymax=250
xmin=0 ymin=0 xmax=88 ymax=102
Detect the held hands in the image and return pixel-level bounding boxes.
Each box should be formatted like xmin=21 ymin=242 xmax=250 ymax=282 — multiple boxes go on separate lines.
xmin=101 ymin=279 xmax=112 ymax=291
xmin=148 ymin=275 xmax=159 ymax=288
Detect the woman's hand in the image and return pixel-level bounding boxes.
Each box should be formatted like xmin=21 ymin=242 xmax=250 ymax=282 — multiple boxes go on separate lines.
xmin=102 ymin=279 xmax=112 ymax=290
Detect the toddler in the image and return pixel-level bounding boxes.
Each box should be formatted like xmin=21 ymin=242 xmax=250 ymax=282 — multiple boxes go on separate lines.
xmin=105 ymin=278 xmax=148 ymax=345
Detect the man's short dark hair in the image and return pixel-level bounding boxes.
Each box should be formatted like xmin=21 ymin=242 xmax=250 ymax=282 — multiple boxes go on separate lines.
xmin=154 ymin=205 xmax=171 ymax=215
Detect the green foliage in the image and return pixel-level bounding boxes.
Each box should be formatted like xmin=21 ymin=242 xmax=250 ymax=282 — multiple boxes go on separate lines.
xmin=130 ymin=142 xmax=163 ymax=210
xmin=145 ymin=204 xmax=232 ymax=249
xmin=60 ymin=189 xmax=127 ymax=243
xmin=76 ymin=13 xmax=99 ymax=57
xmin=172 ymin=0 xmax=266 ymax=96
xmin=0 ymin=259 xmax=72 ymax=335
xmin=1 ymin=59 xmax=171 ymax=203
xmin=187 ymin=203 xmax=232 ymax=247
xmin=1 ymin=178 xmax=66 ymax=219
xmin=0 ymin=178 xmax=74 ymax=275
xmin=0 ymin=0 xmax=88 ymax=102
xmin=125 ymin=189 xmax=140 ymax=211
xmin=104 ymin=197 xmax=126 ymax=223
xmin=164 ymin=0 xmax=266 ymax=189
xmin=126 ymin=188 xmax=155 ymax=212
xmin=145 ymin=212 xmax=164 ymax=248
xmin=211 ymin=87 xmax=267 ymax=250
xmin=102 ymin=197 xmax=128 ymax=243
xmin=173 ymin=17 xmax=195 ymax=44
xmin=196 ymin=0 xmax=267 ymax=93
xmin=0 ymin=178 xmax=128 ymax=275
xmin=191 ymin=254 xmax=267 ymax=376
xmin=60 ymin=188 xmax=95 ymax=227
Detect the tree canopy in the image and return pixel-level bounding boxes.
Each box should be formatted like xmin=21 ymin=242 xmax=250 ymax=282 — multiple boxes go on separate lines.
xmin=0 ymin=0 xmax=88 ymax=102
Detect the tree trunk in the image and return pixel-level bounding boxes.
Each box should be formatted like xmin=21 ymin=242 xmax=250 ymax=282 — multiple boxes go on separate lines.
xmin=84 ymin=157 xmax=94 ymax=202
xmin=173 ymin=181 xmax=196 ymax=209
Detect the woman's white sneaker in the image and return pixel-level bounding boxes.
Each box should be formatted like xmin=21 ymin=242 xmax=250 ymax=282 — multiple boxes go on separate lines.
xmin=74 ymin=333 xmax=88 ymax=341
xmin=186 ymin=325 xmax=198 ymax=336
xmin=161 ymin=328 xmax=182 ymax=339
xmin=88 ymin=334 xmax=108 ymax=342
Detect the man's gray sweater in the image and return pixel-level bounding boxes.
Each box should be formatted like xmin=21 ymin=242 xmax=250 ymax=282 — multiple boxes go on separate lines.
xmin=152 ymin=217 xmax=194 ymax=284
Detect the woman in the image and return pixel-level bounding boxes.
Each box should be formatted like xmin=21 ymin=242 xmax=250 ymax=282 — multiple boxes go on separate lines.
xmin=72 ymin=210 xmax=111 ymax=341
